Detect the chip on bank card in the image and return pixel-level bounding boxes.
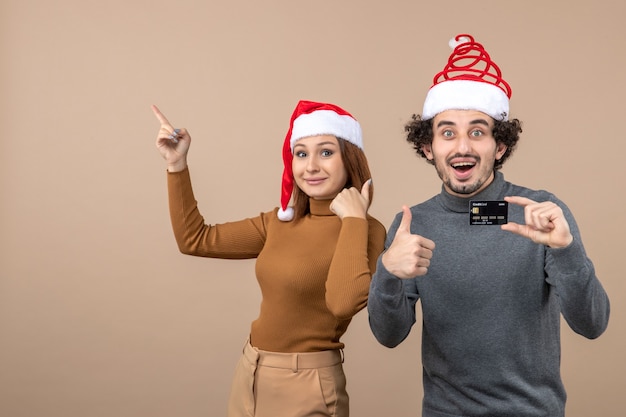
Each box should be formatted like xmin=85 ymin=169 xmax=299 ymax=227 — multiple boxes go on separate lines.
xmin=469 ymin=200 xmax=508 ymax=225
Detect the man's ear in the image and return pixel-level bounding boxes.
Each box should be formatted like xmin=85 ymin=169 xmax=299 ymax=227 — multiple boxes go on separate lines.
xmin=496 ymin=142 xmax=507 ymax=159
xmin=422 ymin=144 xmax=433 ymax=160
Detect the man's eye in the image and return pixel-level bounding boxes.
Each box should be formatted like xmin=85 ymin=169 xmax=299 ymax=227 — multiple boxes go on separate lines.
xmin=470 ymin=130 xmax=483 ymax=137
xmin=443 ymin=130 xmax=453 ymax=138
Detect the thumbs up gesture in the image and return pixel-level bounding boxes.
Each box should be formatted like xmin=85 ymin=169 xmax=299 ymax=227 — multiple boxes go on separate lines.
xmin=330 ymin=179 xmax=372 ymax=220
xmin=382 ymin=206 xmax=435 ymax=279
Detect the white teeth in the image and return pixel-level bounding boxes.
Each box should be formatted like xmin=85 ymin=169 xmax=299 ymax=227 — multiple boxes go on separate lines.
xmin=452 ymin=162 xmax=475 ymax=168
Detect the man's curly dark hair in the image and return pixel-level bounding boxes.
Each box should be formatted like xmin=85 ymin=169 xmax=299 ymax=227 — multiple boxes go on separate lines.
xmin=404 ymin=114 xmax=523 ymax=170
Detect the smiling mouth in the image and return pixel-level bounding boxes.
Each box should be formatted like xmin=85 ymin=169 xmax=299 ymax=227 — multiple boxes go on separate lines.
xmin=451 ymin=161 xmax=476 ymax=173
xmin=305 ymin=178 xmax=326 ymax=184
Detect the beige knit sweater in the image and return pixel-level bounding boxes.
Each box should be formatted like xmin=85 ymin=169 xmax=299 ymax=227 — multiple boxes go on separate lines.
xmin=167 ymin=168 xmax=386 ymax=352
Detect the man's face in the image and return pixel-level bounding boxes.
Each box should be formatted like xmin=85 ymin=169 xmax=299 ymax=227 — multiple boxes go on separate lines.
xmin=422 ymin=110 xmax=507 ymax=198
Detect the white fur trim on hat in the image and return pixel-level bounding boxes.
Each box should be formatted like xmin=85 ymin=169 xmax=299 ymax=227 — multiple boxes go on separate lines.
xmin=290 ymin=110 xmax=363 ymax=150
xmin=277 ymin=206 xmax=294 ymax=221
xmin=422 ymin=80 xmax=510 ymax=121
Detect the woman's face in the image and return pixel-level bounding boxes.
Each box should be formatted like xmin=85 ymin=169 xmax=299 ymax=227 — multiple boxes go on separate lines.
xmin=292 ymin=135 xmax=348 ymax=200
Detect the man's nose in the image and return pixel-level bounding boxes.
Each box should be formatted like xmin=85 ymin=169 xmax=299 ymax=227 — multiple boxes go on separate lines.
xmin=455 ymin=135 xmax=471 ymax=154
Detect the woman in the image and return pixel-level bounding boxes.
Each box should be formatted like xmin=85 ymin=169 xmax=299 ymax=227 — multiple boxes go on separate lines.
xmin=152 ymin=100 xmax=386 ymax=417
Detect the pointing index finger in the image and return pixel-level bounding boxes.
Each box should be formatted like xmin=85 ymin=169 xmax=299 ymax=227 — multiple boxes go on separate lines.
xmin=151 ymin=104 xmax=172 ymax=127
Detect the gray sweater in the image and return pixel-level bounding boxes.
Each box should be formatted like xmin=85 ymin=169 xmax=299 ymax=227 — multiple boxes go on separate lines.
xmin=368 ymin=172 xmax=610 ymax=417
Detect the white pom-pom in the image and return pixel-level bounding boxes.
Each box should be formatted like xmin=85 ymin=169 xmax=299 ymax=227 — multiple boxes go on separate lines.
xmin=277 ymin=206 xmax=294 ymax=221
xmin=449 ymin=36 xmax=471 ymax=49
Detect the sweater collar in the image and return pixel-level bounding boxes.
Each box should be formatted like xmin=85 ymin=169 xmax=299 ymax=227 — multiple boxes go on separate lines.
xmin=439 ymin=171 xmax=506 ymax=213
xmin=309 ymin=198 xmax=335 ymax=216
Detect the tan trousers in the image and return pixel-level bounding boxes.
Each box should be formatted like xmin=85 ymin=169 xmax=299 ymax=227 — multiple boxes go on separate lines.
xmin=227 ymin=339 xmax=349 ymax=417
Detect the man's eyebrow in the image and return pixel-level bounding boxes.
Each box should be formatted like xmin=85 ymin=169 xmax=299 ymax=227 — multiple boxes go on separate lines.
xmin=435 ymin=119 xmax=491 ymax=129
xmin=435 ymin=120 xmax=455 ymax=128
xmin=469 ymin=119 xmax=490 ymax=127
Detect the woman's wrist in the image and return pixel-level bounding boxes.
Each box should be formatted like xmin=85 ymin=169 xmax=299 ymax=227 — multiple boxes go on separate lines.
xmin=167 ymin=160 xmax=188 ymax=172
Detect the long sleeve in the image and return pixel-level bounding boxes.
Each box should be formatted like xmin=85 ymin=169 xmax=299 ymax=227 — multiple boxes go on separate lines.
xmin=367 ymin=213 xmax=419 ymax=348
xmin=325 ymin=216 xmax=386 ymax=320
xmin=167 ymin=167 xmax=268 ymax=259
xmin=545 ymin=204 xmax=610 ymax=339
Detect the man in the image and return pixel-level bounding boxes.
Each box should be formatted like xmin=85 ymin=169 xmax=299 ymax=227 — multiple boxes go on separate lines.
xmin=367 ymin=34 xmax=610 ymax=417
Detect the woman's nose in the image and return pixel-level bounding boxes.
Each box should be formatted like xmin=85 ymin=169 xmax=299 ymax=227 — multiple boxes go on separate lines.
xmin=306 ymin=155 xmax=320 ymax=171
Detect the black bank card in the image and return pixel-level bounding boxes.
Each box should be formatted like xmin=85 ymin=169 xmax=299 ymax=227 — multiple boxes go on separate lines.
xmin=469 ymin=200 xmax=508 ymax=225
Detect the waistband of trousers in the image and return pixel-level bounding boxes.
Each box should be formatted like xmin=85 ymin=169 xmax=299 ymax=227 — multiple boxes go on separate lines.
xmin=243 ymin=339 xmax=343 ymax=372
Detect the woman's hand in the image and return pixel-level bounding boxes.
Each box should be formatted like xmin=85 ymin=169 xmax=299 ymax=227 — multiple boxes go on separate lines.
xmin=152 ymin=105 xmax=191 ymax=172
xmin=330 ymin=179 xmax=372 ymax=220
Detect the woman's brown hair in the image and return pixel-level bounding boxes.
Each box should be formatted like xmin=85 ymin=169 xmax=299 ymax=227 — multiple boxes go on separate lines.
xmin=291 ymin=137 xmax=373 ymax=221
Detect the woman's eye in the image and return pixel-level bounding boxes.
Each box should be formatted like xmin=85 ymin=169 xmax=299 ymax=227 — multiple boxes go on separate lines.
xmin=321 ymin=150 xmax=333 ymax=157
xmin=295 ymin=151 xmax=307 ymax=158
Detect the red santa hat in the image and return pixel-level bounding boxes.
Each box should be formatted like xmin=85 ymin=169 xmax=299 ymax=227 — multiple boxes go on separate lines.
xmin=277 ymin=100 xmax=363 ymax=221
xmin=422 ymin=34 xmax=512 ymax=121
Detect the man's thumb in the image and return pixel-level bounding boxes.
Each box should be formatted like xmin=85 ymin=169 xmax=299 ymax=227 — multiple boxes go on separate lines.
xmin=397 ymin=205 xmax=412 ymax=233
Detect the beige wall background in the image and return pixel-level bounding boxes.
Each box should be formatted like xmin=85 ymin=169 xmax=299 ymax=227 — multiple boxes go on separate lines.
xmin=1 ymin=1 xmax=624 ymax=416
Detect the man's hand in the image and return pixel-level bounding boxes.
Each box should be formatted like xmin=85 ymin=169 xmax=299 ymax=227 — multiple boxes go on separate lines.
xmin=382 ymin=206 xmax=435 ymax=279
xmin=501 ymin=196 xmax=573 ymax=248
